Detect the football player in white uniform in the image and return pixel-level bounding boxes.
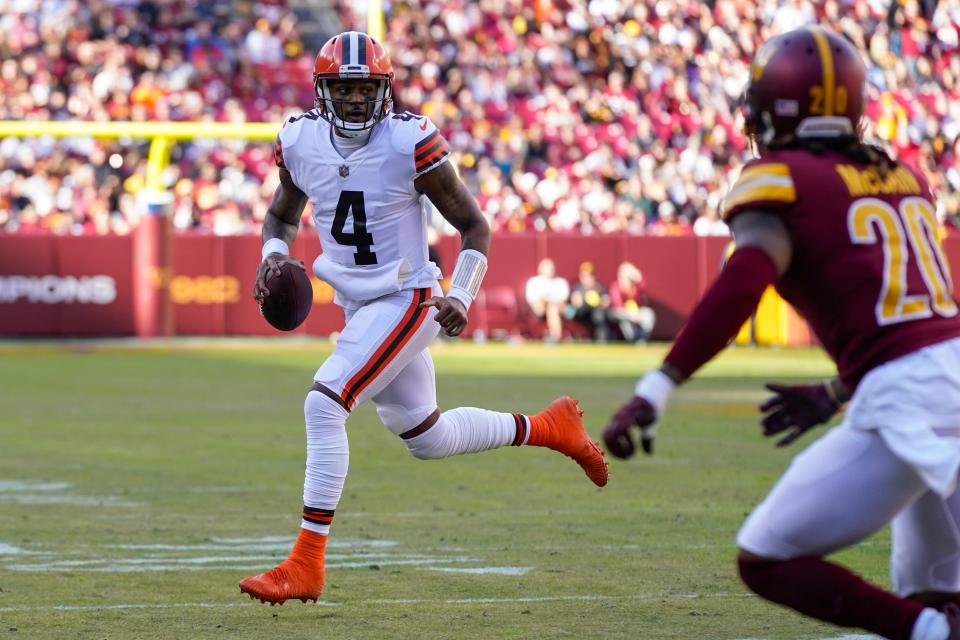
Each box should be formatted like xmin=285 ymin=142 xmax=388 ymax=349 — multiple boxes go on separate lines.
xmin=241 ymin=31 xmax=609 ymax=605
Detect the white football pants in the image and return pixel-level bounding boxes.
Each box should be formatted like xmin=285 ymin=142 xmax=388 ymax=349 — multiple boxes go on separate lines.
xmin=300 ymin=284 xmax=526 ymax=534
xmin=738 ymin=339 xmax=960 ymax=596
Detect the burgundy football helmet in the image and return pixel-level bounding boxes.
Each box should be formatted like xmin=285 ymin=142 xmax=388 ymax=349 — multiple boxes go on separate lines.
xmin=743 ymin=26 xmax=865 ymax=148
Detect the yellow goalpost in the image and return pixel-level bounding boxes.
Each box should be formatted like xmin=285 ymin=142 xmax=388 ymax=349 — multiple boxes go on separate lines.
xmin=0 ymin=120 xmax=277 ymax=195
xmin=0 ymin=120 xmax=280 ymax=336
xmin=0 ymin=0 xmax=384 ymax=191
xmin=0 ymin=114 xmax=807 ymax=345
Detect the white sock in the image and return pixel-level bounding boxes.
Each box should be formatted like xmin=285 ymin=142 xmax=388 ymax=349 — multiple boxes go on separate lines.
xmin=911 ymin=607 xmax=950 ymax=640
xmin=301 ymin=390 xmax=349 ymax=534
xmin=403 ymin=407 xmax=527 ymax=459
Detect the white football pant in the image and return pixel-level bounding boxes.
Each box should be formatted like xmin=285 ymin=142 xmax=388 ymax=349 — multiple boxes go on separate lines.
xmin=301 ymin=283 xmax=527 ymax=534
xmin=738 ymin=338 xmax=960 ymax=596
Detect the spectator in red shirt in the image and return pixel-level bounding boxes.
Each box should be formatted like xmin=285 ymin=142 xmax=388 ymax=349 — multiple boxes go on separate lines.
xmin=649 ymin=201 xmax=693 ymax=237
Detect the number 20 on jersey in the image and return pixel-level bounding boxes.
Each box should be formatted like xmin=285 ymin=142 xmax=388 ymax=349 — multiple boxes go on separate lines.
xmin=848 ymin=196 xmax=958 ymax=325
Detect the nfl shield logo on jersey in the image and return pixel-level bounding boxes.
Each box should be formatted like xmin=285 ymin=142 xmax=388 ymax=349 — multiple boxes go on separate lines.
xmin=339 ymin=164 xmax=350 ymax=178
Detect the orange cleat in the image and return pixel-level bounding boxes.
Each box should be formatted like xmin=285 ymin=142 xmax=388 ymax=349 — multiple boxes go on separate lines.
xmin=239 ymin=529 xmax=327 ymax=605
xmin=528 ymin=396 xmax=609 ymax=487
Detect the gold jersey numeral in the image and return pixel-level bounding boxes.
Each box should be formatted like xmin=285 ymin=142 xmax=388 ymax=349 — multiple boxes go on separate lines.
xmin=848 ymin=197 xmax=958 ymax=325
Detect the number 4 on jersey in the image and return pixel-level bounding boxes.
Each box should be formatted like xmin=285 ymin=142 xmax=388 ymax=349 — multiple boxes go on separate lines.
xmin=332 ymin=190 xmax=378 ymax=266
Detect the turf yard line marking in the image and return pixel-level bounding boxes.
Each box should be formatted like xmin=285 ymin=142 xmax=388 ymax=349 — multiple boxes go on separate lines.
xmin=208 ymin=535 xmax=301 ymax=544
xmin=106 ymin=538 xmax=397 ymax=551
xmin=424 ymin=567 xmax=532 ymax=575
xmin=6 ymin=536 xmax=486 ymax=574
xmin=7 ymin=552 xmax=476 ymax=568
xmin=187 ymin=485 xmax=286 ymax=493
xmin=110 ymin=543 xmax=295 ymax=552
xmin=46 ymin=538 xmax=400 ymax=552
xmin=0 ymin=479 xmax=139 ymax=507
xmin=0 ymin=602 xmax=339 ymax=613
xmin=0 ymin=592 xmax=758 ymax=613
xmin=11 ymin=552 xmax=469 ymax=567
xmin=4 ymin=564 xmax=276 ymax=573
xmin=342 ymin=509 xmax=584 ymax=518
xmin=0 ymin=543 xmax=37 ymax=555
xmin=362 ymin=593 xmax=755 ymax=605
xmin=8 ymin=557 xmax=482 ymax=573
xmin=0 ymin=481 xmax=72 ymax=491
xmin=0 ymin=494 xmax=139 ymax=506
xmin=329 ymin=557 xmax=479 ymax=569
xmin=90 ymin=511 xmax=592 ymax=522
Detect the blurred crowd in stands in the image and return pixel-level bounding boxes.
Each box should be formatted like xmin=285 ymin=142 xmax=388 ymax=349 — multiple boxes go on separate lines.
xmin=0 ymin=0 xmax=308 ymax=234
xmin=1 ymin=0 xmax=960 ymax=237
xmin=525 ymin=258 xmax=656 ymax=343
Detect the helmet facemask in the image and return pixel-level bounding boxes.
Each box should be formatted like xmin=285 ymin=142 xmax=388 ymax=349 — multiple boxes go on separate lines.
xmin=740 ymin=88 xmax=775 ymax=154
xmin=315 ymin=76 xmax=392 ymax=134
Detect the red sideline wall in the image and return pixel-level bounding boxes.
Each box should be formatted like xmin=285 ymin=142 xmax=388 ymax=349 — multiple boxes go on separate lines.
xmin=1 ymin=233 xmax=958 ymax=339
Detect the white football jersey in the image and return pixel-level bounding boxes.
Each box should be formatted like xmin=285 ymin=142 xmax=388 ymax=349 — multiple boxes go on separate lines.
xmin=276 ymin=110 xmax=450 ymax=307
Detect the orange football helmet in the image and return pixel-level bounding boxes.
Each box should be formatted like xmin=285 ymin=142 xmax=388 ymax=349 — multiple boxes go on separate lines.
xmin=313 ymin=31 xmax=394 ymax=132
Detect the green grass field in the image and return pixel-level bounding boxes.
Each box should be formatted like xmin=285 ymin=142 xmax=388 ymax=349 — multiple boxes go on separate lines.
xmin=0 ymin=340 xmax=885 ymax=639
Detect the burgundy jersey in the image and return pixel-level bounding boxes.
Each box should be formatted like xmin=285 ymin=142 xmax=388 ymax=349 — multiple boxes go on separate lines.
xmin=723 ymin=148 xmax=960 ymax=387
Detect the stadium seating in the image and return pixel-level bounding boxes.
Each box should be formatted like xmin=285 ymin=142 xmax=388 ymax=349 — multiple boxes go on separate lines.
xmin=0 ymin=0 xmax=957 ymax=237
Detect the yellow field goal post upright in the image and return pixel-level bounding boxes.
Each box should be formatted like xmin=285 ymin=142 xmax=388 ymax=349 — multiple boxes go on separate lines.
xmin=0 ymin=120 xmax=277 ymax=337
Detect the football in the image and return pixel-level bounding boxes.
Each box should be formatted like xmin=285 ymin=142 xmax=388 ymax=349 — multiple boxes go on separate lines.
xmin=259 ymin=262 xmax=313 ymax=331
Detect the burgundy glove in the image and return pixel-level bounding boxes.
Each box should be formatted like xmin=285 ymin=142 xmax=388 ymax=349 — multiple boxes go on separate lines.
xmin=603 ymin=396 xmax=657 ymax=459
xmin=760 ymin=383 xmax=841 ymax=448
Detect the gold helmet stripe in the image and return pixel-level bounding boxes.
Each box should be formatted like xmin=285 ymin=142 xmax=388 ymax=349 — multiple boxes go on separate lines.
xmin=809 ymin=27 xmax=835 ymax=116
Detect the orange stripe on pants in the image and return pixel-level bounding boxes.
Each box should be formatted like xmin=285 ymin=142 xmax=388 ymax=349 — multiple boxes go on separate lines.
xmin=341 ymin=288 xmax=430 ymax=408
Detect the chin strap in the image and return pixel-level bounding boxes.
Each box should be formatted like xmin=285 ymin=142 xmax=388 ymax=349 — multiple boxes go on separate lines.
xmin=335 ymin=128 xmax=368 ymax=139
xmin=332 ymin=127 xmax=372 ymax=145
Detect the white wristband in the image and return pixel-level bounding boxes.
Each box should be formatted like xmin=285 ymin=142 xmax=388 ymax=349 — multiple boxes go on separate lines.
xmin=635 ymin=369 xmax=676 ymax=419
xmin=447 ymin=287 xmax=474 ymax=311
xmin=261 ymin=238 xmax=290 ymax=260
xmin=447 ymin=249 xmax=488 ymax=311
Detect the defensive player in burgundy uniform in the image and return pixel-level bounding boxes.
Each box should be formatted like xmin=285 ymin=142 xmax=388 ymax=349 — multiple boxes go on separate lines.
xmin=604 ymin=26 xmax=960 ymax=640
xmin=240 ymin=31 xmax=608 ymax=605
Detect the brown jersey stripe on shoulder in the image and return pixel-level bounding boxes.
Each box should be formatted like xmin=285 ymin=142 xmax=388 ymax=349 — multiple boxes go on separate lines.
xmin=415 ymin=137 xmax=445 ymax=163
xmin=414 ymin=130 xmax=440 ymax=152
xmin=416 ymin=142 xmax=449 ymax=170
xmin=415 ymin=150 xmax=450 ymax=175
